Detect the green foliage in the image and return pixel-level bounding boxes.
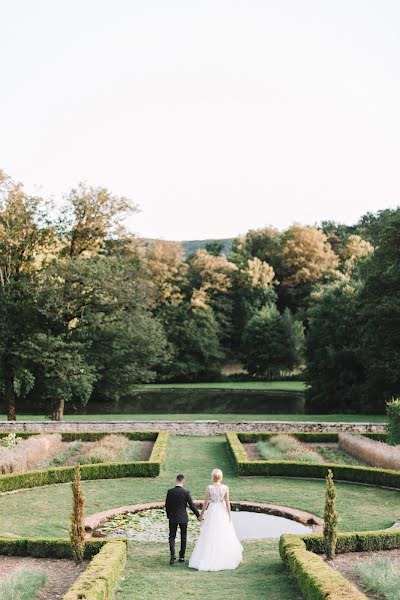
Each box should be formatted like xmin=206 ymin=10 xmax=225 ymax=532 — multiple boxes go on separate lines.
xmin=387 ymin=399 xmax=400 ymax=445
xmin=63 ymin=541 xmax=127 ymax=600
xmin=242 ymin=305 xmax=303 ymax=378
xmin=0 ymin=432 xmax=22 ymax=447
xmin=70 ymin=465 xmax=85 ymax=564
xmin=305 ymin=283 xmax=365 ymax=413
xmin=158 ymin=303 xmax=224 ymax=382
xmin=0 ymin=569 xmax=47 ymax=600
xmin=359 ymin=209 xmax=400 ymax=411
xmin=323 ymin=469 xmax=338 ymax=559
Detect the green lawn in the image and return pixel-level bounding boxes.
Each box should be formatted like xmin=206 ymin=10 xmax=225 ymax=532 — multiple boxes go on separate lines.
xmin=0 ymin=413 xmax=387 ymax=422
xmin=141 ymin=381 xmax=306 ymax=391
xmin=0 ymin=435 xmax=398 ymax=598
xmin=116 ymin=540 xmax=303 ymax=600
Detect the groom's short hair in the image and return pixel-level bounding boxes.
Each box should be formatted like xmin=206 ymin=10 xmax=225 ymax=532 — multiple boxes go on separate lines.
xmin=176 ymin=474 xmax=185 ymax=482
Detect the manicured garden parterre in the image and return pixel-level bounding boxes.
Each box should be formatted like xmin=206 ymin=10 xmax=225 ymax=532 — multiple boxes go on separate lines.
xmin=1 ymin=433 xmax=400 ymax=598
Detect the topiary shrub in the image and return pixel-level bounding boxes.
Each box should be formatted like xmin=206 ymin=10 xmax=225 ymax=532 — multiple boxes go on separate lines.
xmin=387 ymin=398 xmax=400 ymax=446
xmin=323 ymin=469 xmax=338 ymax=560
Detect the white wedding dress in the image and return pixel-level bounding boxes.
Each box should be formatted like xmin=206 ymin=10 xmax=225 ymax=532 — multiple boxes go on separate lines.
xmin=189 ymin=483 xmax=243 ymax=571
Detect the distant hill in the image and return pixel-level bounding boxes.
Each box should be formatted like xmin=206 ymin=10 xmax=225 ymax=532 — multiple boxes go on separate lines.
xmin=143 ymin=238 xmax=234 ymax=257
xmin=181 ymin=238 xmax=233 ymax=256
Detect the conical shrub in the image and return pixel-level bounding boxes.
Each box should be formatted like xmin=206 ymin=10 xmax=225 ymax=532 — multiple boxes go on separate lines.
xmin=323 ymin=468 xmax=338 ymax=560
xmin=70 ymin=464 xmax=85 ymax=564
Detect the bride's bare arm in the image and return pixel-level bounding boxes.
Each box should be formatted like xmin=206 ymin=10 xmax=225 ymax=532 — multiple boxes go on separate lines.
xmin=200 ymin=486 xmax=210 ymax=521
xmin=224 ymin=486 xmax=231 ymax=521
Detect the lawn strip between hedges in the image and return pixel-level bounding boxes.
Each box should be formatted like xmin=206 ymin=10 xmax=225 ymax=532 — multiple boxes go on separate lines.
xmin=0 ymin=432 xmax=169 ymax=493
xmin=279 ymin=529 xmax=400 ymax=600
xmin=226 ymin=432 xmax=400 ymax=489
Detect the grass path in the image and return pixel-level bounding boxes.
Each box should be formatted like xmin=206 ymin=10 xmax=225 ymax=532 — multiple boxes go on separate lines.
xmin=116 ymin=541 xmax=303 ymax=600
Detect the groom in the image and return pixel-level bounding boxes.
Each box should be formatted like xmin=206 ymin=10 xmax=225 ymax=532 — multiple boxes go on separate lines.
xmin=165 ymin=474 xmax=200 ymax=565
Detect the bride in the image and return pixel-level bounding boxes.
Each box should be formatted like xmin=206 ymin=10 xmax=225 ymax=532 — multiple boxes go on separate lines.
xmin=189 ymin=468 xmax=243 ymax=571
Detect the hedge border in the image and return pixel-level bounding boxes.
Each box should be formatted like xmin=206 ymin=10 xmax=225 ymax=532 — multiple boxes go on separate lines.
xmin=0 ymin=431 xmax=158 ymax=442
xmin=63 ymin=540 xmax=127 ymax=600
xmin=0 ymin=537 xmax=127 ymax=600
xmin=226 ymin=432 xmax=400 ymax=488
xmin=279 ymin=529 xmax=400 ymax=600
xmin=236 ymin=432 xmax=387 ymax=443
xmin=0 ymin=536 xmax=106 ymax=559
xmin=279 ymin=535 xmax=367 ymax=600
xmin=0 ymin=431 xmax=169 ymax=493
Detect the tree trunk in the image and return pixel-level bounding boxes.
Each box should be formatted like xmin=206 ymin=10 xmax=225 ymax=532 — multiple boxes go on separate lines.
xmin=51 ymin=399 xmax=65 ymax=421
xmin=5 ymin=370 xmax=16 ymax=421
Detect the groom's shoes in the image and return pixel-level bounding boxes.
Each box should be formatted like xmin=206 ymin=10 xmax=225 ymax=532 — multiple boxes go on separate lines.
xmin=169 ymin=557 xmax=176 ymax=565
xmin=178 ymin=558 xmax=185 ymax=563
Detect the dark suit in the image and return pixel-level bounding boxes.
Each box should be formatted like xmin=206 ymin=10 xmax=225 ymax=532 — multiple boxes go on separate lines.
xmin=165 ymin=485 xmax=200 ymax=559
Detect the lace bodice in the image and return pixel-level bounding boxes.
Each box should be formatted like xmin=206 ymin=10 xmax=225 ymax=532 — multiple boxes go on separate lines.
xmin=208 ymin=484 xmax=228 ymax=503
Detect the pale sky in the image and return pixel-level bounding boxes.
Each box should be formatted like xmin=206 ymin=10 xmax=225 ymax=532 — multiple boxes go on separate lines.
xmin=1 ymin=1 xmax=400 ymax=240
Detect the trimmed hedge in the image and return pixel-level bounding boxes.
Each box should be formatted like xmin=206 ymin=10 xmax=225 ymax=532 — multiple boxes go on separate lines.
xmin=63 ymin=540 xmax=127 ymax=600
xmin=0 ymin=537 xmax=106 ymax=559
xmin=226 ymin=432 xmax=400 ymax=488
xmin=237 ymin=432 xmax=387 ymax=444
xmin=0 ymin=432 xmax=169 ymax=493
xmin=0 ymin=537 xmax=127 ymax=600
xmin=302 ymin=529 xmax=400 ymax=555
xmin=279 ymin=535 xmax=367 ymax=600
xmin=280 ymin=529 xmax=400 ymax=600
xmin=0 ymin=431 xmax=158 ymax=442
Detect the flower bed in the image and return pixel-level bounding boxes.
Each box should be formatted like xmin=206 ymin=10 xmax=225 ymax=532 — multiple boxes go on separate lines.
xmin=226 ymin=432 xmax=400 ymax=488
xmin=0 ymin=434 xmax=62 ymax=475
xmin=0 ymin=432 xmax=169 ymax=493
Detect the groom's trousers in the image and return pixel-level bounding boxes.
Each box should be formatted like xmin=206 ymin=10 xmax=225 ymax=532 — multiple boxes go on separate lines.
xmin=169 ymin=522 xmax=188 ymax=559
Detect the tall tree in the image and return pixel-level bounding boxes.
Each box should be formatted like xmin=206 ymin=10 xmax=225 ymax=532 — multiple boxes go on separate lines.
xmin=279 ymin=225 xmax=340 ymax=312
xmin=305 ymin=283 xmax=365 ymax=413
xmin=0 ymin=171 xmax=54 ymax=419
xmin=359 ymin=209 xmax=400 ymax=411
xmin=242 ymin=305 xmax=303 ymax=378
xmin=62 ymin=183 xmax=137 ymax=257
xmin=31 ymin=255 xmax=168 ymax=419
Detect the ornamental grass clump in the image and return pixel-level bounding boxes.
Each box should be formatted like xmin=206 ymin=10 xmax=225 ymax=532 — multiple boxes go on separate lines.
xmin=324 ymin=469 xmax=338 ymax=560
xmin=387 ymin=398 xmax=400 ymax=446
xmin=0 ymin=433 xmax=62 ymax=474
xmin=0 ymin=569 xmax=47 ymax=600
xmin=81 ymin=434 xmax=132 ymax=464
xmin=339 ymin=432 xmax=400 ymax=470
xmin=256 ymin=434 xmax=324 ymax=463
xmin=357 ymin=556 xmax=400 ymax=599
xmin=70 ymin=464 xmax=86 ymax=564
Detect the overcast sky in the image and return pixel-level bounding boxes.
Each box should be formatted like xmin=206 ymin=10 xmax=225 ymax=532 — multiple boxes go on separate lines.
xmin=1 ymin=1 xmax=399 ymax=240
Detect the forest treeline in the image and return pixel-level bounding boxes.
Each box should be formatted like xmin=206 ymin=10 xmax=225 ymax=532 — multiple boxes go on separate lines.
xmin=0 ymin=170 xmax=399 ymax=419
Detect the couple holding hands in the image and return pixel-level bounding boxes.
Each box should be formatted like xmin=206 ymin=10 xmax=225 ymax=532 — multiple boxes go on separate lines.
xmin=165 ymin=469 xmax=243 ymax=572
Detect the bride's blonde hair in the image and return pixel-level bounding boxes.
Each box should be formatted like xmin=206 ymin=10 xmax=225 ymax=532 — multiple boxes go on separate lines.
xmin=211 ymin=468 xmax=223 ymax=482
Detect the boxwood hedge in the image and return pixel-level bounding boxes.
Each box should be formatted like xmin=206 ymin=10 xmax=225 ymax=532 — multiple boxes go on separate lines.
xmin=226 ymin=432 xmax=400 ymax=488
xmin=279 ymin=529 xmax=400 ymax=600
xmin=279 ymin=535 xmax=367 ymax=600
xmin=0 ymin=537 xmax=127 ymax=600
xmin=0 ymin=536 xmax=106 ymax=558
xmin=63 ymin=540 xmax=127 ymax=600
xmin=0 ymin=431 xmax=169 ymax=493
